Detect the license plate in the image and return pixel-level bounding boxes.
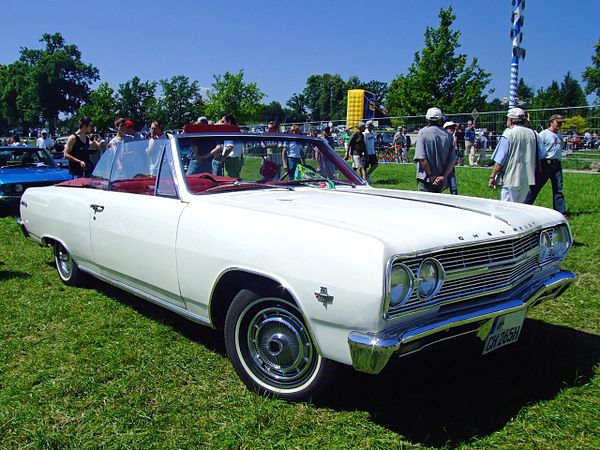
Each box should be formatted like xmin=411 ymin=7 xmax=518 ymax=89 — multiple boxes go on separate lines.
xmin=482 ymin=309 xmax=527 ymax=355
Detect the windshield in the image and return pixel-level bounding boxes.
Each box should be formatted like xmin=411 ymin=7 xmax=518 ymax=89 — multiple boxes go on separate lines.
xmin=0 ymin=147 xmax=55 ymax=168
xmin=176 ymin=134 xmax=363 ymax=194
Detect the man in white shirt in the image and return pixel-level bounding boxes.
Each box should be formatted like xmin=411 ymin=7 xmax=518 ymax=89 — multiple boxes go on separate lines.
xmin=525 ymin=114 xmax=567 ymax=216
xmin=36 ymin=131 xmax=54 ymax=149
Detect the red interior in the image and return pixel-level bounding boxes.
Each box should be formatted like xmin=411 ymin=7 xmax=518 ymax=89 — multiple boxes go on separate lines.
xmin=56 ymin=173 xmax=238 ymax=195
xmin=111 ymin=177 xmax=156 ymax=195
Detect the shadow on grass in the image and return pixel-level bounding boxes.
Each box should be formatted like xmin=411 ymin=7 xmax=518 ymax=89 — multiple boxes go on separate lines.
xmin=316 ymin=319 xmax=600 ymax=447
xmin=0 ymin=205 xmax=19 ymax=218
xmin=0 ymin=270 xmax=31 ymax=281
xmin=78 ymin=278 xmax=600 ymax=447
xmin=371 ymin=178 xmax=402 ymax=186
xmin=89 ymin=278 xmax=226 ymax=355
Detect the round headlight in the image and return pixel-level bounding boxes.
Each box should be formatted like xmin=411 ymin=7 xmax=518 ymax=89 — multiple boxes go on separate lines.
xmin=389 ymin=264 xmax=414 ymax=307
xmin=551 ymin=225 xmax=570 ymax=258
xmin=539 ymin=231 xmax=553 ymax=262
xmin=417 ymin=258 xmax=443 ymax=299
xmin=14 ymin=183 xmax=24 ymax=193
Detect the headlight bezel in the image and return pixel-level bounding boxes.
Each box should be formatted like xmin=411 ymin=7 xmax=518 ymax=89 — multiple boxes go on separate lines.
xmin=539 ymin=230 xmax=553 ymax=263
xmin=417 ymin=257 xmax=445 ymax=300
xmin=387 ymin=263 xmax=415 ymax=307
xmin=551 ymin=224 xmax=571 ymax=259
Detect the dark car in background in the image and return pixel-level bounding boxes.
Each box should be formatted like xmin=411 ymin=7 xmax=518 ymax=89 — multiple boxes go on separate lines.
xmin=0 ymin=146 xmax=72 ymax=209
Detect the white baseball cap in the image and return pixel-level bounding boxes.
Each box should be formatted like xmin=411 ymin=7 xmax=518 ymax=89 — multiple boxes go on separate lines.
xmin=507 ymin=107 xmax=526 ymax=119
xmin=425 ymin=107 xmax=444 ymax=121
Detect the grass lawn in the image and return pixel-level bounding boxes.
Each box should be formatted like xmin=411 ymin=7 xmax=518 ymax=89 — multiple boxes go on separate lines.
xmin=1 ymin=164 xmax=599 ymax=449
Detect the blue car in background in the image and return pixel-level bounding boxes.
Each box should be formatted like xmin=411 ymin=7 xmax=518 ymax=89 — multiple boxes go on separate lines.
xmin=0 ymin=146 xmax=72 ymax=209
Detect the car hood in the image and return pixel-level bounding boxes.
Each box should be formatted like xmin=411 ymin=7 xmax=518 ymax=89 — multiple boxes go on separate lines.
xmin=0 ymin=166 xmax=72 ymax=183
xmin=208 ymin=186 xmax=563 ymax=253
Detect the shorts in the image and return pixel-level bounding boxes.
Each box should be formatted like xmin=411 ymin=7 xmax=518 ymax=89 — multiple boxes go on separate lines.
xmin=352 ymin=155 xmax=364 ymax=168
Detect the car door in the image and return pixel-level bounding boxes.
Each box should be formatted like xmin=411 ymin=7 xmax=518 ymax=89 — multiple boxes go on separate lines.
xmin=89 ymin=140 xmax=187 ymax=308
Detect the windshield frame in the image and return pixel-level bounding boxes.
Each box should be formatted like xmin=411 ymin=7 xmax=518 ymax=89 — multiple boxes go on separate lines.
xmin=173 ymin=132 xmax=365 ymax=196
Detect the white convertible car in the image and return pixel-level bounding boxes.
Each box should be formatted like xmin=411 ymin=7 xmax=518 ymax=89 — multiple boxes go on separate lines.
xmin=18 ymin=124 xmax=575 ymax=400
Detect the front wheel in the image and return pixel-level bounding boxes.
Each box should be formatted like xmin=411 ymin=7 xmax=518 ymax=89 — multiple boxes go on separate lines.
xmin=224 ymin=289 xmax=338 ymax=401
xmin=54 ymin=242 xmax=88 ymax=286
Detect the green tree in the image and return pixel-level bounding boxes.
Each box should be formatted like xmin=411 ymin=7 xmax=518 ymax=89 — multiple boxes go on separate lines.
xmin=115 ymin=77 xmax=157 ymax=130
xmin=559 ymin=72 xmax=587 ymax=106
xmin=18 ymin=33 xmax=99 ymax=134
xmin=361 ymin=80 xmax=389 ymax=105
xmin=204 ymin=70 xmax=264 ymax=124
xmin=0 ymin=62 xmax=31 ymax=132
xmin=151 ymin=75 xmax=205 ymax=129
xmin=302 ymin=74 xmax=347 ymax=121
xmin=285 ymin=93 xmax=308 ymax=122
xmin=562 ymin=115 xmax=588 ymax=134
xmin=516 ymin=78 xmax=534 ymax=105
xmin=386 ymin=6 xmax=491 ymax=116
xmin=582 ymin=38 xmax=600 ymax=100
xmin=258 ymin=101 xmax=287 ymax=123
xmin=483 ymin=97 xmax=504 ymax=112
xmin=533 ymin=81 xmax=562 ymax=108
xmin=79 ymin=82 xmax=116 ymax=132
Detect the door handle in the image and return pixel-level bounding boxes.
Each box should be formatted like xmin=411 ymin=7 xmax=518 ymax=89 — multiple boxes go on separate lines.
xmin=90 ymin=204 xmax=105 ymax=213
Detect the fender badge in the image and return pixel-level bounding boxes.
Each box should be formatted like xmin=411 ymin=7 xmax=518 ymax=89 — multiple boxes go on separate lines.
xmin=315 ymin=287 xmax=334 ymax=307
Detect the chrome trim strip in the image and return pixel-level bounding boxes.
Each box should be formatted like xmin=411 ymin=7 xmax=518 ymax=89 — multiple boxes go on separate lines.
xmin=79 ymin=267 xmax=211 ymax=327
xmin=443 ymin=247 xmax=539 ymax=281
xmin=350 ymin=270 xmax=575 ymax=374
xmin=389 ymin=256 xmax=540 ymax=317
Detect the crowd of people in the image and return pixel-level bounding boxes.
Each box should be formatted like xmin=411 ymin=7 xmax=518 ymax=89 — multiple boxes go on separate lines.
xmin=413 ymin=105 xmax=568 ymax=218
xmin=4 ymin=107 xmax=572 ymax=218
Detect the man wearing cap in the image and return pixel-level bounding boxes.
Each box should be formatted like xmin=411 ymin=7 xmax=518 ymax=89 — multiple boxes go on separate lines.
xmin=489 ymin=108 xmax=545 ymax=203
xmin=124 ymin=119 xmax=143 ymax=141
xmin=345 ymin=123 xmax=367 ymax=180
xmin=525 ymin=114 xmax=567 ymax=215
xmin=195 ymin=116 xmax=209 ymax=125
xmin=36 ymin=130 xmax=54 ymax=149
xmin=414 ymin=107 xmax=456 ymax=193
xmin=363 ymin=120 xmax=378 ymax=180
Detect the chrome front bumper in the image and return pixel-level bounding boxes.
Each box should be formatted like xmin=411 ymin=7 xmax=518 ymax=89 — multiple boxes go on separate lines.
xmin=16 ymin=217 xmax=30 ymax=238
xmin=348 ymin=270 xmax=576 ymax=374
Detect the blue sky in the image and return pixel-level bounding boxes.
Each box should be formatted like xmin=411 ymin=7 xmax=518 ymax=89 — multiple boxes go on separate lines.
xmin=0 ymin=0 xmax=597 ymax=107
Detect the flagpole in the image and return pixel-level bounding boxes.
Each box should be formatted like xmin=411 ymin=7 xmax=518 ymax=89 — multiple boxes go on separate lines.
xmin=509 ymin=0 xmax=525 ymax=108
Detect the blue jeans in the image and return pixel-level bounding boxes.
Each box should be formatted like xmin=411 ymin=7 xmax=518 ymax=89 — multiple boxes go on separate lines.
xmin=286 ymin=157 xmax=301 ymax=180
xmin=187 ymin=158 xmax=213 ymax=175
xmin=212 ymin=158 xmax=224 ymax=176
xmin=525 ymin=159 xmax=566 ymax=214
xmin=447 ymin=172 xmax=458 ymax=195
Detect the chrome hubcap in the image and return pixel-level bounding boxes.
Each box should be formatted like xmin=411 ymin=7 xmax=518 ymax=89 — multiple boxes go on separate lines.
xmin=241 ymin=300 xmax=315 ymax=387
xmin=56 ymin=245 xmax=73 ymax=279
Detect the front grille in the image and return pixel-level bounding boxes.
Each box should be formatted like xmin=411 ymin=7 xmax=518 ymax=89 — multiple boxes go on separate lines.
xmin=389 ymin=231 xmax=541 ymax=315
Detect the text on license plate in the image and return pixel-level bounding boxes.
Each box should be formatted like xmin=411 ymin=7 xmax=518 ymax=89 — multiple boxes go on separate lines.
xmin=482 ymin=309 xmax=527 ymax=355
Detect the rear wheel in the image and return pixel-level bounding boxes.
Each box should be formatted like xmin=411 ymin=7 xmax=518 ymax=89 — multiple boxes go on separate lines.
xmin=54 ymin=242 xmax=88 ymax=286
xmin=224 ymin=289 xmax=338 ymax=401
